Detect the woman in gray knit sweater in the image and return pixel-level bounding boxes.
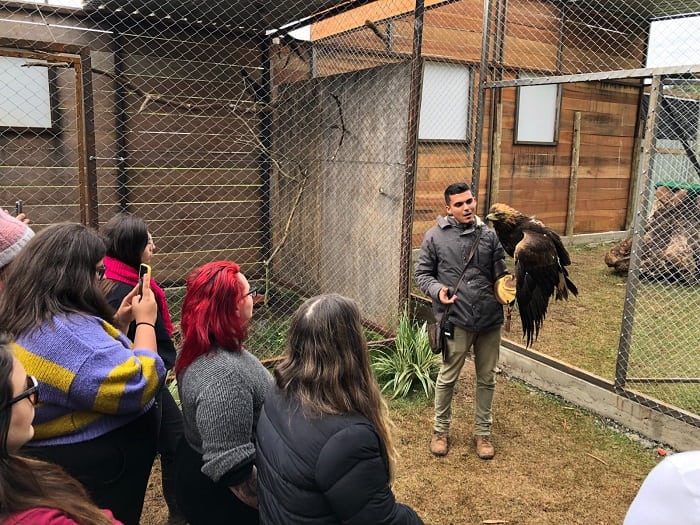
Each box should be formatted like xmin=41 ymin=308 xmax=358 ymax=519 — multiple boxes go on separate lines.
xmin=174 ymin=261 xmax=272 ymax=525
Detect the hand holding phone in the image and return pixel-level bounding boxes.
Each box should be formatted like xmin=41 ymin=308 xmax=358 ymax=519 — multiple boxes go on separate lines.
xmin=138 ymin=263 xmax=151 ymax=298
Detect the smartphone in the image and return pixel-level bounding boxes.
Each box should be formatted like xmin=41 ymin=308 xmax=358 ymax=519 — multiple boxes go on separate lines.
xmin=14 ymin=200 xmax=23 ymax=217
xmin=138 ymin=263 xmax=151 ymax=297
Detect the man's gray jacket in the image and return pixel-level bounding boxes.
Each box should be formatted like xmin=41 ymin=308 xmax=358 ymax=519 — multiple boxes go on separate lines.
xmin=415 ymin=215 xmax=506 ymax=332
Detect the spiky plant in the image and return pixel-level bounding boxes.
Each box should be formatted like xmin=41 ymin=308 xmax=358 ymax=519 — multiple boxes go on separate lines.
xmin=371 ymin=308 xmax=440 ymax=399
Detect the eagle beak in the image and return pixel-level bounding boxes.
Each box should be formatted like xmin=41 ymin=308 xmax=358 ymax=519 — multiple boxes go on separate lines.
xmin=485 ymin=213 xmax=495 ymax=222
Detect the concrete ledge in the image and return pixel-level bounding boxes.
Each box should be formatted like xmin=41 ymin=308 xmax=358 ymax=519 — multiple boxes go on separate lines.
xmin=499 ymin=345 xmax=700 ymax=451
xmin=561 ymin=230 xmax=629 ymax=246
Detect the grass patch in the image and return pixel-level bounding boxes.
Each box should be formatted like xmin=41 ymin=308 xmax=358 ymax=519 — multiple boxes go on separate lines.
xmin=502 ymin=242 xmax=628 ymax=377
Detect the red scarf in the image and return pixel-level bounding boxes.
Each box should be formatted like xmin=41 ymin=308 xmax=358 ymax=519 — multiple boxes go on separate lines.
xmin=103 ymin=255 xmax=174 ymax=336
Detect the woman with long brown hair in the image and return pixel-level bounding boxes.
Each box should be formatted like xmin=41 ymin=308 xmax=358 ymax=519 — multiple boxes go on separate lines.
xmin=255 ymin=294 xmax=423 ymax=524
xmin=0 ymin=223 xmax=165 ymax=525
xmin=0 ymin=335 xmax=122 ymax=524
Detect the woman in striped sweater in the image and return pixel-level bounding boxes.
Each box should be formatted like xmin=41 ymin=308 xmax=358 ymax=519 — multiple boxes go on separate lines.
xmin=0 ymin=223 xmax=165 ymax=525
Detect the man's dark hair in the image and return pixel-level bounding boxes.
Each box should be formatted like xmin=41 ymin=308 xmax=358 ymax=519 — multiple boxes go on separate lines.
xmin=444 ymin=183 xmax=472 ymax=204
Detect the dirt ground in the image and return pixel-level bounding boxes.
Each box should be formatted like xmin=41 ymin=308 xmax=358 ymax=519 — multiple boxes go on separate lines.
xmin=140 ymin=364 xmax=661 ymax=525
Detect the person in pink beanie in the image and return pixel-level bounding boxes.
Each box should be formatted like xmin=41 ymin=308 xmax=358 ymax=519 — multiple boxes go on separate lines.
xmin=0 ymin=211 xmax=34 ymax=279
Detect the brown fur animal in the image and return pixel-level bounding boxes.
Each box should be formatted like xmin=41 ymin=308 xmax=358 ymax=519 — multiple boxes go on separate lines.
xmin=486 ymin=203 xmax=578 ymax=347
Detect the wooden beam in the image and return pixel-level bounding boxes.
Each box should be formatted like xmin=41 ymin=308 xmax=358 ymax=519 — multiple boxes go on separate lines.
xmin=489 ymin=101 xmax=503 ymax=206
xmin=566 ymin=111 xmax=581 ymax=237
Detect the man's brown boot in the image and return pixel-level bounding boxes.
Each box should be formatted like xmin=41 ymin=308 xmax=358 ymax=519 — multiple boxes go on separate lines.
xmin=475 ymin=435 xmax=495 ymax=459
xmin=430 ymin=432 xmax=449 ymax=456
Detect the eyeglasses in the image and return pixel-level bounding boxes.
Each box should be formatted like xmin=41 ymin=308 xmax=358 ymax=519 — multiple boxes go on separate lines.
xmin=96 ymin=266 xmax=106 ymax=281
xmin=2 ymin=375 xmax=39 ymax=410
xmin=244 ymin=286 xmax=258 ymax=298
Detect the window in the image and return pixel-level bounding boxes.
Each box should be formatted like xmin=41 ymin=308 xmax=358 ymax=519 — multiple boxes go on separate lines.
xmin=418 ymin=62 xmax=470 ymax=142
xmin=0 ymin=56 xmax=52 ymax=129
xmin=514 ymin=74 xmax=561 ymax=145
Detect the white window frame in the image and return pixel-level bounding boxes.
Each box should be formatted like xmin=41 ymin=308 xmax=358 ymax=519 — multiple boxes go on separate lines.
xmin=514 ymin=73 xmax=561 ymax=145
xmin=418 ymin=61 xmax=471 ymax=142
xmin=0 ymin=56 xmax=53 ymax=129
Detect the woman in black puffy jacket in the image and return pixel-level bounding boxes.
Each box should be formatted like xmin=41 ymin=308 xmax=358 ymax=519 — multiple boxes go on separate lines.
xmin=255 ymin=294 xmax=424 ymax=525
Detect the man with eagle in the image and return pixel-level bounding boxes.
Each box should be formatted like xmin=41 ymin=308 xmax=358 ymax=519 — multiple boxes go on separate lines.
xmin=415 ymin=183 xmax=508 ymax=460
xmin=415 ymin=183 xmax=578 ymax=461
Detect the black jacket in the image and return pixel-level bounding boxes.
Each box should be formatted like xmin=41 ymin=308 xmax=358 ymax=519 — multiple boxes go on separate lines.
xmin=256 ymin=386 xmax=423 ymax=525
xmin=106 ymin=281 xmax=177 ymax=370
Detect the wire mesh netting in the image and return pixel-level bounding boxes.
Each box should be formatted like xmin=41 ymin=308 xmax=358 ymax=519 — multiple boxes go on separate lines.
xmin=616 ymin=76 xmax=700 ymax=418
xmin=0 ymin=1 xmax=698 ymax=421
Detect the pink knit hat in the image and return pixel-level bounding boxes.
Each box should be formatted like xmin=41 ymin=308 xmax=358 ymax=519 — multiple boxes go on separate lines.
xmin=0 ymin=212 xmax=34 ymax=270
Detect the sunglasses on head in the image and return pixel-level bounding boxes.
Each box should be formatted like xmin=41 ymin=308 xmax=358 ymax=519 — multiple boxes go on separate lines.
xmin=2 ymin=375 xmax=39 ymax=410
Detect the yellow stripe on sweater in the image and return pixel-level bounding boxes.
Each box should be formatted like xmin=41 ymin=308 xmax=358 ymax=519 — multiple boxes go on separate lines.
xmin=139 ymin=353 xmax=161 ymax=407
xmin=93 ymin=356 xmax=145 ymax=413
xmin=11 ymin=342 xmax=75 ymax=393
xmin=101 ymin=320 xmax=121 ymax=339
xmin=32 ymin=411 xmax=102 ymax=440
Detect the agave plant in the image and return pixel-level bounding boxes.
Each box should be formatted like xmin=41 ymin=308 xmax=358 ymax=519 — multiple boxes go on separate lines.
xmin=371 ymin=308 xmax=440 ymax=399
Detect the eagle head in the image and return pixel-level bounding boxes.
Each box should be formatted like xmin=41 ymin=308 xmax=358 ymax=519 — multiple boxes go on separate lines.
xmin=486 ymin=203 xmax=524 ymax=226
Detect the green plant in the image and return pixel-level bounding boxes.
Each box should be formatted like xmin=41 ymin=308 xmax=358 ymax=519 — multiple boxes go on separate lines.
xmin=166 ymin=374 xmax=181 ymax=409
xmin=371 ymin=308 xmax=440 ymax=399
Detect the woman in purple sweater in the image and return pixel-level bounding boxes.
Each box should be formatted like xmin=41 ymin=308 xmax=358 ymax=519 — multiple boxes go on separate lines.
xmin=0 ymin=223 xmax=165 ymax=525
xmin=0 ymin=335 xmax=123 ymax=524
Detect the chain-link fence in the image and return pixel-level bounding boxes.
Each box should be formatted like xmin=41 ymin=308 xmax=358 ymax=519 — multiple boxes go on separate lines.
xmin=0 ymin=1 xmax=698 ymax=422
xmin=616 ymin=76 xmax=700 ymax=421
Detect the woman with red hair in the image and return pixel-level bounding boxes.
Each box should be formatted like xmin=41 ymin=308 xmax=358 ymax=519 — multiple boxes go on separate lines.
xmin=174 ymin=261 xmax=271 ymax=525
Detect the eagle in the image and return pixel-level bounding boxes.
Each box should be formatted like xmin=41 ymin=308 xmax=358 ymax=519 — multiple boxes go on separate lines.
xmin=486 ymin=203 xmax=578 ymax=347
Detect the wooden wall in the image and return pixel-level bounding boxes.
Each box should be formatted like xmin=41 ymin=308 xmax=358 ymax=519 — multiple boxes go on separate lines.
xmin=0 ymin=12 xmax=113 ymax=226
xmin=0 ymin=8 xmax=267 ymax=285
xmin=114 ymin=29 xmax=265 ymax=283
xmin=310 ymin=0 xmax=648 ymax=248
xmin=486 ymin=81 xmax=641 ymax=233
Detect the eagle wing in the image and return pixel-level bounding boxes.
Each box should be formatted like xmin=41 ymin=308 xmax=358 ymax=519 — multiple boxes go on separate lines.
xmin=513 ymin=229 xmax=565 ymax=347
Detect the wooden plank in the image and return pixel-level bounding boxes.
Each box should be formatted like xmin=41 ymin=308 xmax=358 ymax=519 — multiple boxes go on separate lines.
xmin=126 ymin=184 xmax=262 ymax=203
xmin=310 ymin=0 xmax=445 ymax=39
xmin=502 ymin=37 xmax=558 ymax=70
xmin=422 ymin=26 xmax=484 ymax=61
xmin=120 ymin=34 xmax=260 ymax=66
xmin=135 ymin=217 xmax=265 ymax=239
xmin=125 ymin=112 xmax=259 ymax=136
xmin=566 ymin=112 xmax=581 ymax=236
xmin=505 ymin=0 xmax=560 ymax=29
xmin=0 ymin=166 xmax=79 ymax=187
xmin=418 ymin=144 xmax=470 ymax=165
xmin=116 ymin=167 xmax=261 ymax=185
xmin=153 ymin=248 xmax=264 ymax=285
xmin=126 ymin=200 xmax=261 ymax=221
xmin=124 ymin=130 xmax=257 ymax=153
xmin=153 ymin=230 xmax=265 ymax=253
xmin=425 ymin=9 xmax=482 ymax=33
